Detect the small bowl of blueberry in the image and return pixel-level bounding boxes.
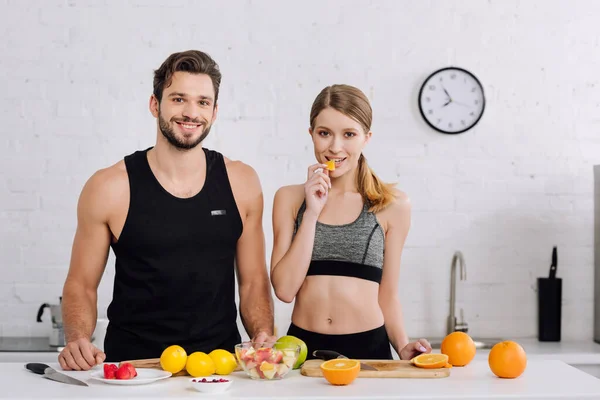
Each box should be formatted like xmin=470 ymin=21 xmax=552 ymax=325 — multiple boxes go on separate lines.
xmin=189 ymin=377 xmax=233 ymax=394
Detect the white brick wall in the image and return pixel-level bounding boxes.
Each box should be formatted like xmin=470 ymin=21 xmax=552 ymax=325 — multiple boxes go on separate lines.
xmin=1 ymin=0 xmax=599 ymax=343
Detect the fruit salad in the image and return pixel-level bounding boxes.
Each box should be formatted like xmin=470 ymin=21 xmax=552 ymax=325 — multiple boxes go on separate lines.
xmin=235 ymin=344 xmax=299 ymax=380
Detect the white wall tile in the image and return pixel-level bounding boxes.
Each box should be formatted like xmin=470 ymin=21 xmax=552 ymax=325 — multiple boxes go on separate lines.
xmin=1 ymin=0 xmax=598 ymax=343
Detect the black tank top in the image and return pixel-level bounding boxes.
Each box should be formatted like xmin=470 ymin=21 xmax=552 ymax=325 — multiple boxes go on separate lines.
xmin=104 ymin=147 xmax=243 ymax=361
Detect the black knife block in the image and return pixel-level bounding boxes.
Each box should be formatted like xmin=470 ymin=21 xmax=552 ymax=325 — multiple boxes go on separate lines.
xmin=537 ymin=277 xmax=562 ymax=342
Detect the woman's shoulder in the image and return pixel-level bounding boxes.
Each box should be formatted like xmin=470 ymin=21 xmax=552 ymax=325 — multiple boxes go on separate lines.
xmin=375 ymin=188 xmax=411 ymax=222
xmin=274 ymin=184 xmax=304 ymax=200
xmin=273 ymin=184 xmax=306 ymax=210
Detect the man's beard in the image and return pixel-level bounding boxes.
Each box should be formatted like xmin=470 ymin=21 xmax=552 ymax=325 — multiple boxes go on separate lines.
xmin=158 ymin=109 xmax=212 ymax=150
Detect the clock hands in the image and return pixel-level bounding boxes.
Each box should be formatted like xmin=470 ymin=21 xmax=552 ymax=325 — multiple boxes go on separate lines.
xmin=440 ymin=84 xmax=474 ymax=109
xmin=452 ymin=100 xmax=473 ymax=108
xmin=442 ymin=87 xmax=451 ymax=98
xmin=441 ymin=85 xmax=452 ymax=107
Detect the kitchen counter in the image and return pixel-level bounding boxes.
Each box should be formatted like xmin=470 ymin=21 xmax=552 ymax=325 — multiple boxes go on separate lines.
xmin=0 ymin=337 xmax=62 ymax=352
xmin=468 ymin=339 xmax=600 ymax=364
xmin=0 ymin=360 xmax=599 ymax=400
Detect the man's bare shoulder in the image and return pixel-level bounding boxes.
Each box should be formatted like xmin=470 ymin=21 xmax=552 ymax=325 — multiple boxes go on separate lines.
xmin=224 ymin=157 xmax=259 ymax=183
xmin=79 ymin=161 xmax=129 ymax=216
xmin=223 ymin=157 xmax=263 ymax=200
xmin=85 ymin=160 xmax=128 ymax=193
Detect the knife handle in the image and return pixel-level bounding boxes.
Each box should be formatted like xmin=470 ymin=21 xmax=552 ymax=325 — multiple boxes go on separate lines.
xmin=312 ymin=350 xmax=346 ymax=360
xmin=25 ymin=363 xmax=50 ymax=375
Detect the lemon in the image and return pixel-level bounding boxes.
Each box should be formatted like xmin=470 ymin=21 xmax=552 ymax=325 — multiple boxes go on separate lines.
xmin=186 ymin=352 xmax=216 ymax=377
xmin=209 ymin=349 xmax=238 ymax=375
xmin=160 ymin=345 xmax=187 ymax=374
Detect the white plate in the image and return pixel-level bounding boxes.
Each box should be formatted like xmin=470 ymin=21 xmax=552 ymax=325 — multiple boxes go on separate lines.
xmin=90 ymin=369 xmax=172 ymax=385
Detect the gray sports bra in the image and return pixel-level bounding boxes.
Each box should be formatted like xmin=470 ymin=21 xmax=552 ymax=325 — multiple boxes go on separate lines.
xmin=293 ymin=200 xmax=385 ymax=283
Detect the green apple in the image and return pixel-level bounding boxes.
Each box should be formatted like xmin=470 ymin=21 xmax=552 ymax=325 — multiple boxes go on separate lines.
xmin=274 ymin=335 xmax=308 ymax=369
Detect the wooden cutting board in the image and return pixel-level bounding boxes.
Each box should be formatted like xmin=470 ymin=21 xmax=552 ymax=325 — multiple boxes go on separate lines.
xmin=301 ymin=359 xmax=450 ymax=378
xmin=118 ymin=358 xmax=242 ymax=377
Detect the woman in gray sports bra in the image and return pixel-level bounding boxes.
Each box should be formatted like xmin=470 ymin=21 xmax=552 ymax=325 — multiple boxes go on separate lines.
xmin=270 ymin=84 xmax=432 ymax=361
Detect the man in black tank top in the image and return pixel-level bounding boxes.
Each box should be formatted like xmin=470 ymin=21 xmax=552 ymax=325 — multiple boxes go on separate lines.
xmin=57 ymin=50 xmax=275 ymax=370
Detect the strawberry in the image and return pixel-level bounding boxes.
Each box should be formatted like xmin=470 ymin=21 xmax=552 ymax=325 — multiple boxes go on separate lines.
xmin=115 ymin=365 xmax=132 ymax=380
xmin=270 ymin=351 xmax=283 ymax=364
xmin=103 ymin=363 xmax=118 ymax=379
xmin=121 ymin=362 xmax=137 ymax=378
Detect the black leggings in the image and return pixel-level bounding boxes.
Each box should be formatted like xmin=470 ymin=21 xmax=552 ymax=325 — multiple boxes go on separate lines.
xmin=287 ymin=323 xmax=393 ymax=360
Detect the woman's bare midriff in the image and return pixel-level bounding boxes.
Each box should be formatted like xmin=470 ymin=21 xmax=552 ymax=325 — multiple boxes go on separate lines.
xmin=291 ymin=275 xmax=384 ymax=334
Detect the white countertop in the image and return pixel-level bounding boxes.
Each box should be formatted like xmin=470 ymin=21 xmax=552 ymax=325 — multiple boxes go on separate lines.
xmin=0 ymin=359 xmax=599 ymax=400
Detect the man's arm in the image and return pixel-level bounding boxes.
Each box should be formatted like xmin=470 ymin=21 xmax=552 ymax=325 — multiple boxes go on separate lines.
xmin=59 ymin=167 xmax=120 ymax=370
xmin=229 ymin=162 xmax=275 ymax=343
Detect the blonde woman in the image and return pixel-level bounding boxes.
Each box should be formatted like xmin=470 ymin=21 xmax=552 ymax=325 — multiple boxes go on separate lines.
xmin=270 ymin=84 xmax=431 ymax=360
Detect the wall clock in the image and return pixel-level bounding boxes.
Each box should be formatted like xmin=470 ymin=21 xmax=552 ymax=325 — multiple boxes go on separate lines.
xmin=418 ymin=67 xmax=485 ymax=134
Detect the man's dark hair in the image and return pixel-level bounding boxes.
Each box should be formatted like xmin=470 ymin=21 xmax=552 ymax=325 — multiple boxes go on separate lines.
xmin=153 ymin=50 xmax=221 ymax=104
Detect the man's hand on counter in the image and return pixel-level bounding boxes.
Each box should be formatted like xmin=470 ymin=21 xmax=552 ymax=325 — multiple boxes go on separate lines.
xmin=58 ymin=338 xmax=106 ymax=371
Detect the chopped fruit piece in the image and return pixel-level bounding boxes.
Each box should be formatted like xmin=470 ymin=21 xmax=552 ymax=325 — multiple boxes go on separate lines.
xmin=115 ymin=365 xmax=132 ymax=380
xmin=411 ymin=353 xmax=449 ymax=369
xmin=270 ymin=351 xmax=283 ymax=364
xmin=277 ymin=363 xmax=289 ymax=376
xmin=255 ymin=348 xmax=272 ymax=363
xmin=259 ymin=361 xmax=275 ymax=372
xmin=121 ymin=362 xmax=137 ymax=377
xmin=103 ymin=363 xmax=118 ymax=379
xmin=249 ymin=368 xmax=259 ymax=379
xmin=261 ymin=362 xmax=277 ymax=380
xmin=282 ymin=356 xmax=295 ymax=369
xmin=325 ymin=160 xmax=336 ymax=171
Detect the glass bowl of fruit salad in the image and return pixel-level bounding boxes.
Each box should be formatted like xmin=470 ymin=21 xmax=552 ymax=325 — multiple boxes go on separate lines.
xmin=234 ymin=341 xmax=300 ymax=380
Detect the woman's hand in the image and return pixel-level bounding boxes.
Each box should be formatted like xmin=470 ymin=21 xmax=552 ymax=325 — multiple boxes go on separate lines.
xmin=303 ymin=163 xmax=331 ymax=219
xmin=399 ymin=338 xmax=432 ymax=361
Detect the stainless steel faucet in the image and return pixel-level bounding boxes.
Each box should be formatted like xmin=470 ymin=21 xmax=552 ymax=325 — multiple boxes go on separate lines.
xmin=447 ymin=251 xmax=468 ymax=335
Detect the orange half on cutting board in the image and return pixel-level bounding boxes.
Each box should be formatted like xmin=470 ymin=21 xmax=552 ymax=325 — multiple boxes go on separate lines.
xmin=411 ymin=353 xmax=451 ymax=369
xmin=320 ymin=359 xmax=360 ymax=385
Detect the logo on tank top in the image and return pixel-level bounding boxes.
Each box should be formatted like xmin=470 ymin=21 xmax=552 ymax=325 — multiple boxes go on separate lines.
xmin=211 ymin=209 xmax=227 ymax=216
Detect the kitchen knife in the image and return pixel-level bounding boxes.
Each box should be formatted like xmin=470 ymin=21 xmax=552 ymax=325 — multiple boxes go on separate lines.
xmin=549 ymin=246 xmax=557 ymax=279
xmin=312 ymin=350 xmax=378 ymax=371
xmin=25 ymin=363 xmax=88 ymax=387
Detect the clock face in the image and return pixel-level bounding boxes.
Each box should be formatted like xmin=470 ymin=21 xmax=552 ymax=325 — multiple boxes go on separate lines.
xmin=418 ymin=67 xmax=485 ymax=134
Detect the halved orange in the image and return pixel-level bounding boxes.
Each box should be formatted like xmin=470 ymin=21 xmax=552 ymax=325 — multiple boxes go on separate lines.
xmin=411 ymin=353 xmax=450 ymax=369
xmin=325 ymin=160 xmax=336 ymax=171
xmin=320 ymin=359 xmax=360 ymax=386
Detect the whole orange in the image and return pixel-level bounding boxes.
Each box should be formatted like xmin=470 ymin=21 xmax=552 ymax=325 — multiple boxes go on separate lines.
xmin=488 ymin=341 xmax=527 ymax=379
xmin=440 ymin=332 xmax=476 ymax=366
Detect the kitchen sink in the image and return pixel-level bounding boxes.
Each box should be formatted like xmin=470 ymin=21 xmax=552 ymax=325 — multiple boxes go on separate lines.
xmin=428 ymin=337 xmax=503 ymax=350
